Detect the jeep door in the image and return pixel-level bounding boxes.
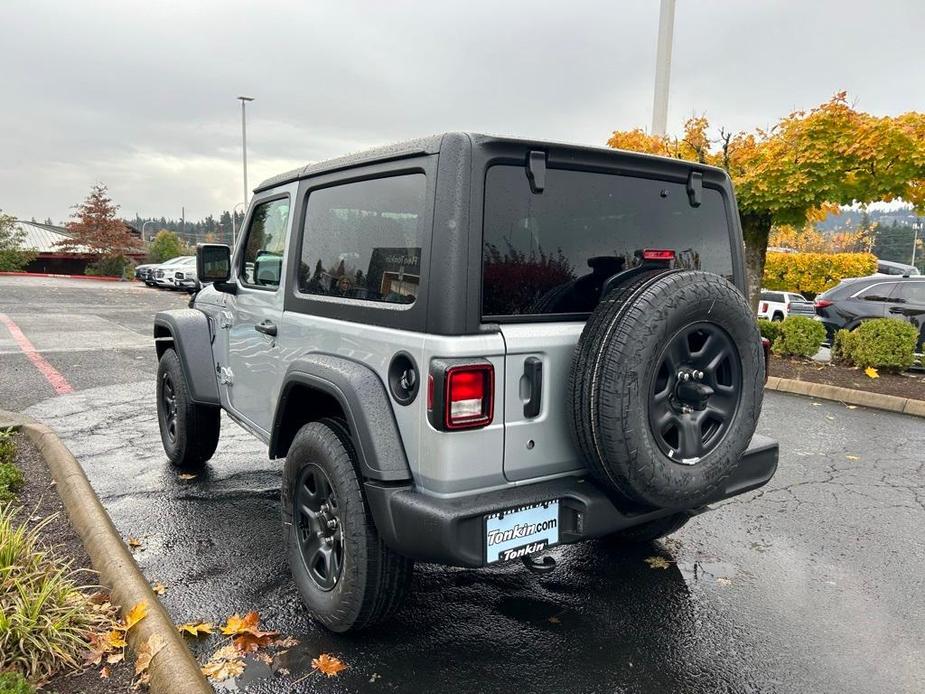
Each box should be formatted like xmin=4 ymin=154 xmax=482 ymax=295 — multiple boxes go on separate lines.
xmin=887 ymin=281 xmax=925 ymax=351
xmin=222 ymin=188 xmax=295 ymax=434
xmin=481 ymin=160 xmax=739 ymax=482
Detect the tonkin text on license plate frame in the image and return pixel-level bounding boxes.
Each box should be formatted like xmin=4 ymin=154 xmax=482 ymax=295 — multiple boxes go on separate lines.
xmin=484 ymin=500 xmax=559 ymax=563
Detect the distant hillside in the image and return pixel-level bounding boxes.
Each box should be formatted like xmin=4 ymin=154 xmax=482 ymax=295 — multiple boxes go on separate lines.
xmin=817 ymin=206 xmax=921 ymax=231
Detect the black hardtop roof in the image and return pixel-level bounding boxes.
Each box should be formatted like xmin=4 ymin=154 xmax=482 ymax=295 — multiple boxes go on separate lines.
xmin=253 ymin=132 xmax=728 ymax=193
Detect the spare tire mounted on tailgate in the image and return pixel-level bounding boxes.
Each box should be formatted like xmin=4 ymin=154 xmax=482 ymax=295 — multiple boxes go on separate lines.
xmin=569 ymin=269 xmax=763 ymax=509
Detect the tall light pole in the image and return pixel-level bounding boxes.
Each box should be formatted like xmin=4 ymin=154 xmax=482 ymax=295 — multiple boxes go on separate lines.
xmin=651 ymin=0 xmax=676 ymax=136
xmin=238 ymin=96 xmax=255 ymax=209
xmin=913 ymin=221 xmax=922 ymax=267
xmin=141 ymin=220 xmax=156 ymax=242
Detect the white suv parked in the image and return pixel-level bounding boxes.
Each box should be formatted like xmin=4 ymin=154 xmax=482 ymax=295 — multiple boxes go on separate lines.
xmin=758 ymin=290 xmax=815 ymax=321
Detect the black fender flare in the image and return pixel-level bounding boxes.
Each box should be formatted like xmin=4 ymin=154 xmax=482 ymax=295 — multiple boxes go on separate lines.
xmin=153 ymin=309 xmax=220 ymax=405
xmin=269 ymin=355 xmax=412 ymax=483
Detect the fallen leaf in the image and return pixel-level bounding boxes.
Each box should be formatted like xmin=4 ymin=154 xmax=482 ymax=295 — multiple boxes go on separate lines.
xmin=547 ymin=616 xmax=561 ymax=624
xmin=123 ymin=601 xmax=148 ymax=631
xmin=133 ymin=633 xmax=166 ymax=687
xmin=89 ymin=591 xmax=111 ymax=605
xmin=274 ymin=636 xmax=299 ymax=649
xmin=177 ymin=473 xmax=197 ymax=480
xmin=811 ymin=402 xmax=822 ymax=407
xmin=107 ymin=651 xmax=125 ymax=665
xmin=202 ymin=657 xmax=245 ymax=682
xmin=233 ymin=632 xmax=278 ymax=653
xmin=846 ymin=405 xmax=857 ymax=409
xmin=178 ymin=621 xmax=214 ymax=637
xmin=825 ymin=415 xmax=835 ymax=421
xmin=644 ymin=556 xmax=672 ymax=570
xmin=202 ymin=644 xmax=246 ymax=682
xmin=151 ymin=581 xmax=167 ymax=596
xmin=846 ymin=455 xmax=859 ymax=461
xmin=715 ymin=577 xmax=733 ymax=587
xmin=865 ymin=366 xmax=879 ymax=379
xmin=221 ymin=611 xmax=260 ymax=636
xmin=126 ymin=536 xmax=143 ymax=550
xmin=100 ymin=666 xmax=111 ymax=679
xmin=312 ymin=653 xmax=348 ymax=678
xmin=106 ymin=629 xmax=128 ymax=650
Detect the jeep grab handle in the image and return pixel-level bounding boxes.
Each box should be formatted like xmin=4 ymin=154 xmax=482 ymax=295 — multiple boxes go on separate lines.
xmin=255 ymin=320 xmax=278 ymax=336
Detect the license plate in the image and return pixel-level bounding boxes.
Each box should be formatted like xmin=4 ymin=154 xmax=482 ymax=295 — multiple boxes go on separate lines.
xmin=485 ymin=500 xmax=559 ymax=563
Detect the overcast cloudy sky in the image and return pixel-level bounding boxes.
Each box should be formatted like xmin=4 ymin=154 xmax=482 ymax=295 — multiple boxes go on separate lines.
xmin=1 ymin=0 xmax=922 ymax=223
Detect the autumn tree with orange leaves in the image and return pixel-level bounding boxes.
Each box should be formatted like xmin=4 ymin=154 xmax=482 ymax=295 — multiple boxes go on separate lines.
xmin=607 ymin=94 xmax=925 ymax=308
xmin=57 ymin=183 xmax=140 ymax=261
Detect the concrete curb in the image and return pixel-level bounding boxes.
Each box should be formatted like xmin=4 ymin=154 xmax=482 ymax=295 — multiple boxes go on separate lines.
xmin=0 ymin=412 xmax=211 ymax=694
xmin=766 ymin=376 xmax=925 ymax=418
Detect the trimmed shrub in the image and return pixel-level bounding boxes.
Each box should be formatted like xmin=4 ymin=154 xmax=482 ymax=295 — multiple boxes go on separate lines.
xmin=85 ymin=255 xmax=130 ymax=278
xmin=831 ymin=329 xmax=857 ymax=365
xmin=763 ymin=252 xmax=877 ymax=297
xmin=839 ymin=319 xmax=918 ymax=372
xmin=757 ymin=319 xmax=781 ymax=344
xmin=772 ymin=316 xmax=826 ymax=358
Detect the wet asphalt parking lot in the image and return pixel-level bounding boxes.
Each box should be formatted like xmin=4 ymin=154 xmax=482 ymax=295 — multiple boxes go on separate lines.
xmin=1 ymin=276 xmax=924 ymax=694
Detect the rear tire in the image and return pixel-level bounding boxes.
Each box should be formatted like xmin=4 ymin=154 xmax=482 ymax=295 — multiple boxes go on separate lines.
xmin=156 ymin=348 xmax=220 ymax=468
xmin=282 ymin=419 xmax=413 ymax=632
xmin=570 ymin=271 xmax=763 ymax=509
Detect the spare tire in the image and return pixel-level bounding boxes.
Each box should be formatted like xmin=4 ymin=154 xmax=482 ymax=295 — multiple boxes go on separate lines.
xmin=569 ymin=270 xmax=764 ymax=509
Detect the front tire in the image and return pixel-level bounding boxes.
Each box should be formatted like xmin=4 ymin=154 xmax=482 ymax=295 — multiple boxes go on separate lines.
xmin=282 ymin=419 xmax=413 ymax=632
xmin=156 ymin=348 xmax=220 ymax=468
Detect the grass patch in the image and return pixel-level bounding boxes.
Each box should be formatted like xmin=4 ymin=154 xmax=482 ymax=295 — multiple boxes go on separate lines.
xmin=0 ymin=671 xmax=34 ymax=694
xmin=0 ymin=429 xmax=23 ymax=501
xmin=0 ymin=504 xmax=117 ymax=684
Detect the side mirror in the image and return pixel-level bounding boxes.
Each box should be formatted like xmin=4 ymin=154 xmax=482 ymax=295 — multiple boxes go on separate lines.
xmin=197 ymin=244 xmax=233 ymax=289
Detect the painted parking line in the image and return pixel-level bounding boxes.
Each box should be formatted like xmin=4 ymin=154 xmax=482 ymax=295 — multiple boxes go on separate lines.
xmin=0 ymin=313 xmax=74 ymax=395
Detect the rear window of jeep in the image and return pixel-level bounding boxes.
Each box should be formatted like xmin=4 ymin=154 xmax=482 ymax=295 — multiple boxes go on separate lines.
xmin=482 ymin=165 xmax=734 ymax=317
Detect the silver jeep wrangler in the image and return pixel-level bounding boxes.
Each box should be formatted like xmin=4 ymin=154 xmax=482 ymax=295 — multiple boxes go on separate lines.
xmin=154 ymin=133 xmax=778 ymax=632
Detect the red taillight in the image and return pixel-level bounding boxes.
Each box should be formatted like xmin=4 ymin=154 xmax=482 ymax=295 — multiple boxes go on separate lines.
xmin=760 ymin=302 xmax=769 ymax=313
xmin=445 ymin=365 xmax=494 ymax=429
xmin=815 ymin=299 xmax=833 ymax=309
xmin=643 ymin=248 xmax=676 ymax=261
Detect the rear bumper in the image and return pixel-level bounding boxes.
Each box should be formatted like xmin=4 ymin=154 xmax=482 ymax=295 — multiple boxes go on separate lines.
xmin=365 ymin=434 xmax=779 ymax=568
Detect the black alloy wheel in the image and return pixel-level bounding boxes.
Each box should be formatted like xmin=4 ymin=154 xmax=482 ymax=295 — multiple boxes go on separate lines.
xmin=295 ymin=464 xmax=344 ymax=591
xmin=648 ymin=321 xmax=742 ymax=465
xmin=160 ymin=372 xmax=178 ymax=444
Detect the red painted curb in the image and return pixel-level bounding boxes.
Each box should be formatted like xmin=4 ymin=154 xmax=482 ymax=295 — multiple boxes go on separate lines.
xmin=0 ymin=271 xmax=128 ymax=282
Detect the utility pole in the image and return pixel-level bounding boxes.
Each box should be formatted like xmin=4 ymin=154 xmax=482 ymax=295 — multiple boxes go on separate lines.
xmin=651 ymin=0 xmax=676 ymax=136
xmin=913 ymin=221 xmax=921 ymax=267
xmin=181 ymin=206 xmax=185 ymax=241
xmin=238 ymin=96 xmax=255 ymax=208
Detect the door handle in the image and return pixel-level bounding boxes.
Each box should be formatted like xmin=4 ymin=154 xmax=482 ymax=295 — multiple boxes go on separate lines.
xmin=523 ymin=357 xmax=543 ymax=418
xmin=888 ymin=307 xmax=905 ymax=314
xmin=255 ymin=320 xmax=277 ymax=336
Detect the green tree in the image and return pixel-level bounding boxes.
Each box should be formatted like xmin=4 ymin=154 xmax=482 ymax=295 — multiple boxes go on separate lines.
xmin=148 ymin=230 xmax=186 ymax=263
xmin=607 ymin=94 xmax=925 ymax=308
xmin=0 ymin=212 xmax=37 ymax=271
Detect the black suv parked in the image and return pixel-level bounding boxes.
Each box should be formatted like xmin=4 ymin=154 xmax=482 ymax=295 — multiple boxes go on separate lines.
xmin=815 ymin=275 xmax=925 ymax=349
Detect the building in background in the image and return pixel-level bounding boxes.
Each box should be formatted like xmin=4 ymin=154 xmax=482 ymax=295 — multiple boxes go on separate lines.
xmin=12 ymin=220 xmax=144 ymax=275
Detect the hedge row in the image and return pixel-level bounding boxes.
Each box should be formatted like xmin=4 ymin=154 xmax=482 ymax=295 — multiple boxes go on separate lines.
xmin=833 ymin=319 xmax=920 ymax=371
xmin=768 ymin=316 xmax=826 ymax=358
xmin=762 ymin=252 xmax=877 ymax=297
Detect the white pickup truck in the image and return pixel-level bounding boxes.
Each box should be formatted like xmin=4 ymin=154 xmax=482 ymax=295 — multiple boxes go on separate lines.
xmin=758 ymin=290 xmax=816 ymax=321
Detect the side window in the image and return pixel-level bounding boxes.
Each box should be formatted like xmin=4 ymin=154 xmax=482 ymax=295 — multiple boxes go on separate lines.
xmin=895 ymin=282 xmax=925 ymax=304
xmin=240 ymin=197 xmax=291 ymax=289
xmin=297 ymin=174 xmax=427 ymax=305
xmin=859 ymin=283 xmax=896 ymax=302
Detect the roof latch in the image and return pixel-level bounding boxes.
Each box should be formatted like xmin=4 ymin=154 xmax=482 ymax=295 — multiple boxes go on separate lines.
xmin=687 ymin=170 xmax=703 ymax=207
xmin=526 ymin=150 xmax=546 ymax=194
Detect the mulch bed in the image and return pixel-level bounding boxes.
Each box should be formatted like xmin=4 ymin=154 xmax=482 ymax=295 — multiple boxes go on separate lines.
xmin=13 ymin=433 xmax=135 ymax=693
xmin=770 ymin=358 xmax=925 ymax=401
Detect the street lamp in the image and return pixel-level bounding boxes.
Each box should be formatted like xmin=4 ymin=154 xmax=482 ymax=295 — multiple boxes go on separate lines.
xmin=651 ymin=0 xmax=676 ymax=136
xmin=231 ymin=201 xmax=246 ymax=247
xmin=141 ymin=220 xmax=156 ymax=242
xmin=238 ymin=96 xmax=255 ymax=209
xmin=912 ymin=221 xmax=922 ymax=267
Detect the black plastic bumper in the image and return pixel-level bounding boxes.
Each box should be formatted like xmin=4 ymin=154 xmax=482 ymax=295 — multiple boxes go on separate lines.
xmin=365 ymin=434 xmax=779 ymax=568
